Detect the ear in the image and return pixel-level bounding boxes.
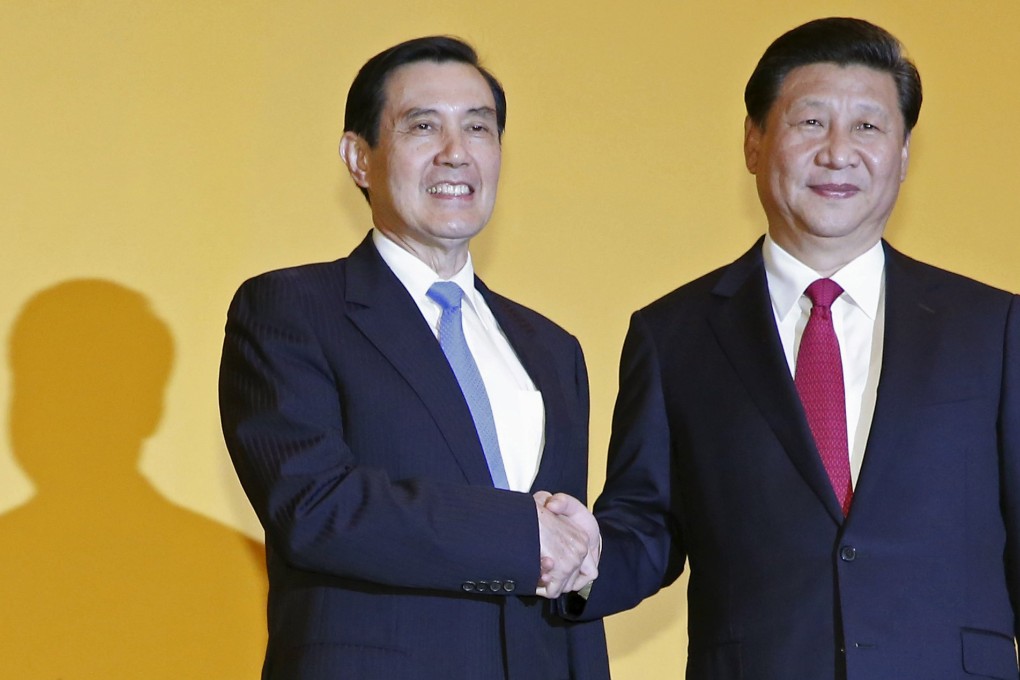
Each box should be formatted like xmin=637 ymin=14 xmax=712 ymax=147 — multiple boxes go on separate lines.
xmin=339 ymin=131 xmax=371 ymax=189
xmin=743 ymin=116 xmax=762 ymax=174
xmin=899 ymin=133 xmax=911 ymax=183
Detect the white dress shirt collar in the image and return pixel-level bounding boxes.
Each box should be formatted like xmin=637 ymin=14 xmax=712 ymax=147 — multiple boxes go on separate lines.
xmin=763 ymin=234 xmax=885 ymax=321
xmin=372 ymin=229 xmax=480 ymax=309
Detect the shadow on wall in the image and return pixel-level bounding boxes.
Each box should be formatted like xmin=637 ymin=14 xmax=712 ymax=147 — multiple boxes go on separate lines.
xmin=2 ymin=279 xmax=267 ymax=678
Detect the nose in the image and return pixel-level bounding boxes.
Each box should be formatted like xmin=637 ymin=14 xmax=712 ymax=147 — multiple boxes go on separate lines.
xmin=816 ymin=128 xmax=859 ymax=169
xmin=435 ymin=129 xmax=470 ymax=167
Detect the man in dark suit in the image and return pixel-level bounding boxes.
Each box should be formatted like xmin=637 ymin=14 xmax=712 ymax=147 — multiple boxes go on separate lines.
xmin=553 ymin=17 xmax=1020 ymax=679
xmin=219 ymin=36 xmax=607 ymax=680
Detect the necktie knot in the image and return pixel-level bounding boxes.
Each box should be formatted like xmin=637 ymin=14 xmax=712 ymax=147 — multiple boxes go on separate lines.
xmin=427 ymin=281 xmax=464 ymax=312
xmin=804 ymin=278 xmax=843 ymax=309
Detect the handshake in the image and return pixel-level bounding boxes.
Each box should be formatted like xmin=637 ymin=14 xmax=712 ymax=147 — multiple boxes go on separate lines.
xmin=533 ymin=492 xmax=601 ymax=599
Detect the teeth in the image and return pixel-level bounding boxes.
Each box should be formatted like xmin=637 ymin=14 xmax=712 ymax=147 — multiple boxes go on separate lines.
xmin=427 ymin=183 xmax=471 ymax=196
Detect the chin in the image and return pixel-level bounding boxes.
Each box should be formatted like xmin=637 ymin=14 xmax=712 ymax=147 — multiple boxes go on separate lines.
xmin=435 ymin=220 xmax=488 ymax=238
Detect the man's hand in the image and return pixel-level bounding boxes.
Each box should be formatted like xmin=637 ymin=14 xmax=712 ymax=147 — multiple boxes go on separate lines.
xmin=533 ymin=491 xmax=601 ymax=599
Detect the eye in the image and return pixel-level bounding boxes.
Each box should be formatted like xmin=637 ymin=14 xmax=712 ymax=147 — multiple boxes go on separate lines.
xmin=793 ymin=118 xmax=824 ymax=131
xmin=856 ymin=122 xmax=879 ymax=132
xmin=408 ymin=120 xmax=437 ymax=135
xmin=470 ymin=124 xmax=494 ymax=137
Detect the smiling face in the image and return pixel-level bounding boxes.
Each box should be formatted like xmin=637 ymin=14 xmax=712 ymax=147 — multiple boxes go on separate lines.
xmin=744 ymin=62 xmax=910 ymax=273
xmin=340 ymin=60 xmax=501 ymax=274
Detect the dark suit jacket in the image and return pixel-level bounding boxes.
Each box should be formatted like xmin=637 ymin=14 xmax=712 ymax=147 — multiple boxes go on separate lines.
xmin=577 ymin=240 xmax=1020 ymax=680
xmin=219 ymin=234 xmax=609 ymax=680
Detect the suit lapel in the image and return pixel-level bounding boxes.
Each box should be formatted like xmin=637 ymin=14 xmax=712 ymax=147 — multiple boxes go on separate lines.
xmin=342 ymin=236 xmax=495 ymax=486
xmin=851 ymin=243 xmax=939 ymax=508
xmin=478 ymin=280 xmax=571 ymax=493
xmin=708 ymin=241 xmax=846 ymax=523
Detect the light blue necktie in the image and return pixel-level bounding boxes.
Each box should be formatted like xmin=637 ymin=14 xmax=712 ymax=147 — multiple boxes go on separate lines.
xmin=427 ymin=281 xmax=510 ymax=490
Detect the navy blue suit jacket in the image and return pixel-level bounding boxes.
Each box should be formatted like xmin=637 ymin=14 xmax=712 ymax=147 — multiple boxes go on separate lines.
xmin=219 ymin=234 xmax=609 ymax=680
xmin=578 ymin=240 xmax=1020 ymax=679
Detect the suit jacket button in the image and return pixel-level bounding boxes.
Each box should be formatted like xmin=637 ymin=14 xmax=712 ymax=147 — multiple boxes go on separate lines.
xmin=840 ymin=546 xmax=857 ymax=562
xmin=503 ymin=581 xmax=515 ymax=593
xmin=489 ymin=580 xmax=502 ymax=593
xmin=462 ymin=581 xmax=476 ymax=592
xmin=477 ymin=580 xmax=489 ymax=592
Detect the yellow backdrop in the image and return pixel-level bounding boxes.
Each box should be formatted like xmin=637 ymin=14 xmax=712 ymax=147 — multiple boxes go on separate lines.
xmin=3 ymin=1 xmax=1019 ymax=677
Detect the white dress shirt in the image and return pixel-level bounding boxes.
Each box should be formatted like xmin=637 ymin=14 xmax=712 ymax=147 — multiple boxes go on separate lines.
xmin=762 ymin=235 xmax=886 ymax=486
xmin=372 ymin=229 xmax=546 ymax=492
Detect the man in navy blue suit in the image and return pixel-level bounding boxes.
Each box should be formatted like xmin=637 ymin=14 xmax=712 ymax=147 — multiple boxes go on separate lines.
xmin=553 ymin=17 xmax=1020 ymax=680
xmin=219 ymin=36 xmax=607 ymax=680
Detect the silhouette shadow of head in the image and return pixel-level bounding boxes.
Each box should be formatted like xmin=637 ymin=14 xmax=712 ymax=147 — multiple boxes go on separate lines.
xmin=9 ymin=279 xmax=172 ymax=493
xmin=3 ymin=279 xmax=266 ymax=678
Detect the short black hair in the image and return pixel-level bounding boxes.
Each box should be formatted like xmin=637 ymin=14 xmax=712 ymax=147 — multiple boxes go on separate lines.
xmin=744 ymin=17 xmax=921 ymax=134
xmin=344 ymin=35 xmax=506 ymax=148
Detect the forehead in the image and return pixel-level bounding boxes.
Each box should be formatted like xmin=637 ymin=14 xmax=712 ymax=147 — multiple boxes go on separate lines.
xmin=774 ymin=62 xmax=901 ymax=116
xmin=380 ymin=60 xmax=495 ymax=119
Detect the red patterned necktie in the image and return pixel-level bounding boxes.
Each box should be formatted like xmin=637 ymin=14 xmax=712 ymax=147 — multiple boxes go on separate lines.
xmin=795 ymin=278 xmax=853 ymax=515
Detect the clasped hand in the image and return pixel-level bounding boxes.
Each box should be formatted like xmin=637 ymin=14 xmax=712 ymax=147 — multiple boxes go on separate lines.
xmin=533 ymin=491 xmax=600 ymax=599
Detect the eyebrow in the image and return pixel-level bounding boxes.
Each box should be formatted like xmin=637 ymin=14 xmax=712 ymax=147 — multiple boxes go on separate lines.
xmin=401 ymin=106 xmax=498 ymax=121
xmin=792 ymin=98 xmax=890 ymax=116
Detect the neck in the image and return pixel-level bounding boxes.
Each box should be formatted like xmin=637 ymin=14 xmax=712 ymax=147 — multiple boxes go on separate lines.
xmin=770 ymin=231 xmax=882 ymax=278
xmin=376 ymin=230 xmax=469 ymax=279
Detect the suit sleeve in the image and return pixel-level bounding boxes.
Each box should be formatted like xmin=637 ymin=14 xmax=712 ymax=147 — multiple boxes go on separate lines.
xmin=218 ymin=273 xmax=542 ymax=594
xmin=1000 ymin=295 xmax=1020 ymax=639
xmin=570 ymin=310 xmax=687 ymax=620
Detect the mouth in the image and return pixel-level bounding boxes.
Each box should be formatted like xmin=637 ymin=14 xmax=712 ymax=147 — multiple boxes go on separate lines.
xmin=427 ymin=182 xmax=473 ymax=197
xmin=810 ymin=183 xmax=860 ymax=199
